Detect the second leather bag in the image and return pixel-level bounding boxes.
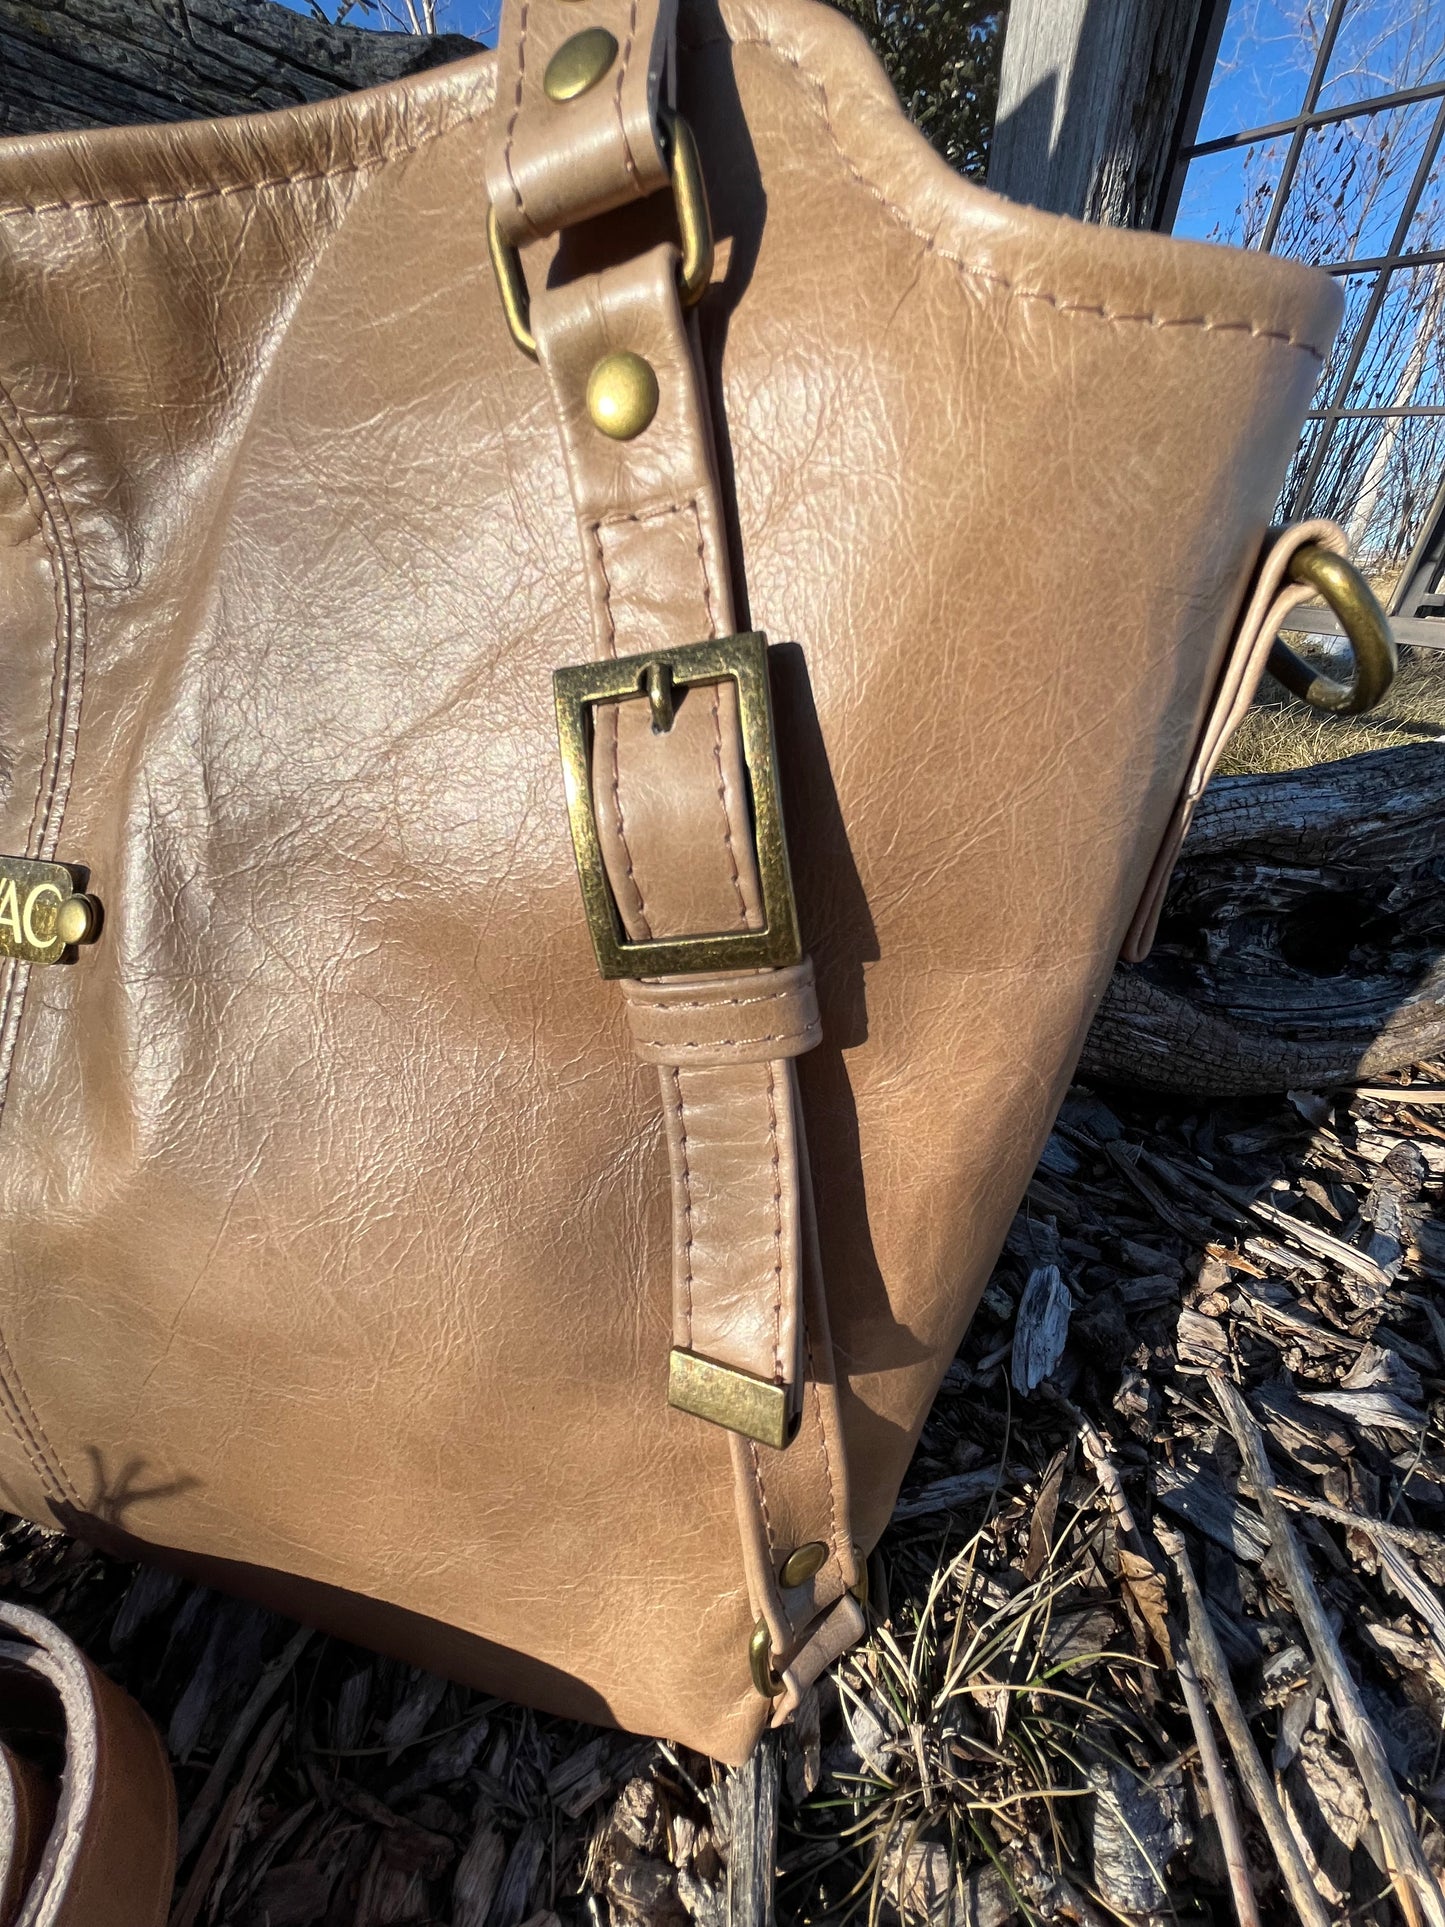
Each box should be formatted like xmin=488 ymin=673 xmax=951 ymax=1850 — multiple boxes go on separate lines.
xmin=0 ymin=0 xmax=1344 ymax=1761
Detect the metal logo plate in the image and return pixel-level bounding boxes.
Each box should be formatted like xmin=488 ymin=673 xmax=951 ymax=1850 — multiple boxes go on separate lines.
xmin=0 ymin=857 xmax=98 ymax=965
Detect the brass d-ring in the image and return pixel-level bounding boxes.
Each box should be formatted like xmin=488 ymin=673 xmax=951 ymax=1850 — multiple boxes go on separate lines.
xmin=749 ymin=1547 xmax=872 ymax=1698
xmin=749 ymin=1618 xmax=785 ymax=1699
xmin=1268 ymin=543 xmax=1398 ymax=716
xmin=487 ymin=111 xmax=714 ymax=362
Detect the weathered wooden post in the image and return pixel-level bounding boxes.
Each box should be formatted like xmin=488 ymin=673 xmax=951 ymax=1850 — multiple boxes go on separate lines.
xmin=0 ymin=0 xmax=480 ymax=138
xmin=987 ymin=0 xmax=1223 ymax=227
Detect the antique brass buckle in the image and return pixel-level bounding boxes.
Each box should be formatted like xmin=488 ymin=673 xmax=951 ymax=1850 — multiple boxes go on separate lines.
xmin=553 ymin=632 xmax=802 ymax=981
xmin=489 ymin=111 xmax=714 ymax=362
xmin=0 ymin=858 xmax=101 ymax=965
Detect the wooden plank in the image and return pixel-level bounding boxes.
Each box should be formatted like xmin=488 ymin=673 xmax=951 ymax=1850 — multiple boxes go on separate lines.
xmin=725 ymin=1731 xmax=780 ymax=1927
xmin=989 ymin=0 xmax=1212 ymax=226
xmin=1281 ymin=604 xmax=1445 ymax=649
xmin=0 ymin=0 xmax=482 ymax=137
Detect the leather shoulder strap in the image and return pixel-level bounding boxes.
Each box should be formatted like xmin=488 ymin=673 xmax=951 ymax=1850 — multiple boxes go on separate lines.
xmin=484 ymin=0 xmax=676 ymax=244
xmin=487 ymin=0 xmax=864 ymax=1721
xmin=1122 ymin=519 xmax=1349 ymax=962
xmin=0 ymin=1603 xmax=175 ymax=1927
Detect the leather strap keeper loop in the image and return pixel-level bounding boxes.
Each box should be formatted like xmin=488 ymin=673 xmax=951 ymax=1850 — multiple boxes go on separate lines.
xmin=621 ymin=960 xmax=821 ymax=1065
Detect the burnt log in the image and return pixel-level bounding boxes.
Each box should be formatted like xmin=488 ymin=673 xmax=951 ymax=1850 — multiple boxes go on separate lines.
xmin=0 ymin=0 xmax=481 ymax=139
xmin=1082 ymin=743 xmax=1445 ymax=1097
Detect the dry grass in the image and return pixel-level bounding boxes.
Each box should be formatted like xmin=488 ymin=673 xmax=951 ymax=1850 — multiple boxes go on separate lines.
xmin=1220 ymin=641 xmax=1445 ymax=774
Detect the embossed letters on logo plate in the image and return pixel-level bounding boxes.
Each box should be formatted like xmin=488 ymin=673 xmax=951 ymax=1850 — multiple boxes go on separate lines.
xmin=0 ymin=857 xmax=101 ymax=965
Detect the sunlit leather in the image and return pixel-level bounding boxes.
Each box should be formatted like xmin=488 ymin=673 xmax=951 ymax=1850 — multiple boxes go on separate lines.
xmin=0 ymin=0 xmax=1340 ymax=1761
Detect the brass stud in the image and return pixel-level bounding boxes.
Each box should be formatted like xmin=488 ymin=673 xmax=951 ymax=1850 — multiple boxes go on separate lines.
xmin=543 ymin=28 xmax=618 ymax=102
xmin=779 ymin=1541 xmax=827 ymax=1589
xmin=586 ymin=352 xmax=659 ymax=440
xmin=55 ymin=894 xmax=100 ymax=946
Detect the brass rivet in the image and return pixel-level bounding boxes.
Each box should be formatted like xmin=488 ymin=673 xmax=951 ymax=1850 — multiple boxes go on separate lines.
xmin=586 ymin=352 xmax=659 ymax=440
xmin=779 ymin=1541 xmax=828 ymax=1589
xmin=543 ymin=28 xmax=618 ymax=102
xmin=55 ymin=894 xmax=100 ymax=946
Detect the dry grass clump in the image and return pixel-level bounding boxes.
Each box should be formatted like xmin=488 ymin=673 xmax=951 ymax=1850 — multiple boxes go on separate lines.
xmin=782 ymin=1481 xmax=1170 ymax=1926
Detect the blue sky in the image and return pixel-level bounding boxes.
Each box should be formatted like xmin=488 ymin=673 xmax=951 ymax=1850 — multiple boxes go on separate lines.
xmin=277 ymin=0 xmax=500 ymax=45
xmin=1172 ymin=0 xmax=1445 ymax=251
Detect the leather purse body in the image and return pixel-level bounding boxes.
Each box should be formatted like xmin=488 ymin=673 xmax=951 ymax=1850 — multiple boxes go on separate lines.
xmin=0 ymin=0 xmax=1338 ymax=1760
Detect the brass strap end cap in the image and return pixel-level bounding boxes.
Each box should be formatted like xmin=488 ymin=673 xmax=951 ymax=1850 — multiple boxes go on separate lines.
xmin=667 ymin=1350 xmax=790 ymax=1449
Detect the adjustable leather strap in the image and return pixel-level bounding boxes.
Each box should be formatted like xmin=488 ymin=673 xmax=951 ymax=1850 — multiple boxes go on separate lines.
xmin=1122 ymin=518 xmax=1350 ymax=963
xmin=0 ymin=1603 xmax=176 ymax=1927
xmin=486 ymin=5 xmax=862 ymax=1707
xmin=485 ymin=0 xmax=675 ymax=246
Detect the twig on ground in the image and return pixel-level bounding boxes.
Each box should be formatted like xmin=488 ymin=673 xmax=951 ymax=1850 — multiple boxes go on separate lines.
xmin=1066 ymin=1403 xmax=1256 ymax=1924
xmin=168 ymin=1704 xmax=288 ymax=1927
xmin=1064 ymin=1400 xmax=1172 ymax=1655
xmin=1210 ymin=1373 xmax=1445 ymax=1927
xmin=1156 ymin=1522 xmax=1331 ymax=1927
xmin=1172 ymin=1636 xmax=1261 ymax=1927
xmin=1271 ymin=1486 xmax=1445 ymax=1559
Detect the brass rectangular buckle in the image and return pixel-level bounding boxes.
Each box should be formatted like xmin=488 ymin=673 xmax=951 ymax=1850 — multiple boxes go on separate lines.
xmin=553 ymin=633 xmax=802 ymax=980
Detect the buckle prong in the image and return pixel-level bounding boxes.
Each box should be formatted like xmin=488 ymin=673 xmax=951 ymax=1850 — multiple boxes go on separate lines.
xmin=645 ymin=660 xmax=676 ymax=734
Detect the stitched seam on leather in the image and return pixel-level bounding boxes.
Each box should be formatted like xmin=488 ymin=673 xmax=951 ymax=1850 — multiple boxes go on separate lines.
xmin=0 ymin=423 xmax=54 ymax=1144
xmin=637 ymin=1027 xmax=816 ymax=1050
xmin=804 ymin=1329 xmax=842 ymax=1558
xmin=719 ymin=33 xmax=1328 ymax=361
xmin=684 ymin=496 xmax=753 ymax=932
xmin=765 ymin=1062 xmax=783 ymax=1381
xmin=499 ymin=0 xmax=537 ymax=240
xmin=0 ymin=373 xmax=89 ymax=1113
xmin=0 ymin=45 xmax=1323 ymax=358
xmin=0 ymin=105 xmax=476 ymax=221
xmin=670 ymin=1067 xmax=694 ymax=1340
xmin=0 ymin=383 xmax=87 ymax=863
xmin=748 ymin=1441 xmax=776 ymax=1555
xmin=612 ymin=0 xmax=645 ymax=195
xmin=0 ymin=399 xmax=87 ymax=1513
xmin=709 ymin=687 xmax=749 ymax=929
xmin=0 ymin=1358 xmax=54 ymax=1496
xmin=0 ymin=448 xmax=67 ymax=867
xmin=631 ymin=986 xmax=799 ymax=1013
xmin=590 ymin=520 xmax=652 ymax=937
xmin=595 ymin=501 xmax=700 ymax=532
xmin=691 ymin=498 xmax=721 ymax=635
xmin=0 ymin=1335 xmax=74 ymax=1508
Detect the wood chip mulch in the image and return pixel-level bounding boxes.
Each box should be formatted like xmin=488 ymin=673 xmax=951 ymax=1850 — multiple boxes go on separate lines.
xmin=4 ymin=1069 xmax=1445 ymax=1925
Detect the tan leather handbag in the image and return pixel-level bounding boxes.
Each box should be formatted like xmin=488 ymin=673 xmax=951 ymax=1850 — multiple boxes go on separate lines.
xmin=0 ymin=0 xmax=1381 ymax=1781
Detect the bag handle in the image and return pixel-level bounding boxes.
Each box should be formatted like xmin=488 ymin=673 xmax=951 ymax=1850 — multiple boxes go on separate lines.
xmin=1123 ymin=521 xmax=1397 ymax=964
xmin=0 ymin=1603 xmax=175 ymax=1927
xmin=484 ymin=0 xmax=865 ymax=1720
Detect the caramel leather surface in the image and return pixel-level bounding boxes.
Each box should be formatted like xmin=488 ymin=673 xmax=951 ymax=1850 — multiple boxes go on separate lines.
xmin=0 ymin=0 xmax=1338 ymax=1760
